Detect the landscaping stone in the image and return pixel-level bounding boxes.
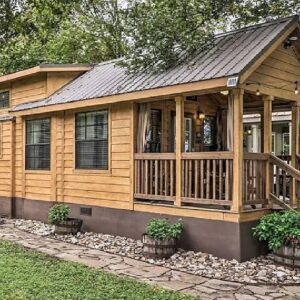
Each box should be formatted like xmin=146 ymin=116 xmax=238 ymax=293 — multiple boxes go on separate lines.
xmin=1 ymin=219 xmax=300 ymax=300
xmin=12 ymin=218 xmax=300 ymax=286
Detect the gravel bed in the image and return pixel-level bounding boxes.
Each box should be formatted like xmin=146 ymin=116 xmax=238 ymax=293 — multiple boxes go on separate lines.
xmin=12 ymin=219 xmax=300 ymax=285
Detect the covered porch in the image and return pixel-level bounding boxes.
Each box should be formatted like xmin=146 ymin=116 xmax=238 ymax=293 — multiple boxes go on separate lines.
xmin=133 ymin=89 xmax=300 ymax=213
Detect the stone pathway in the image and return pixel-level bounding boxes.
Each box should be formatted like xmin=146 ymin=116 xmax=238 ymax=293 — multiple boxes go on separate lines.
xmin=0 ymin=222 xmax=300 ymax=300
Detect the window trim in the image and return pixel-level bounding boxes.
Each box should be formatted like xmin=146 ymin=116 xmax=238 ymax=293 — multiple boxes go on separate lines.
xmin=0 ymin=90 xmax=10 ymax=109
xmin=72 ymin=108 xmax=111 ymax=175
xmin=25 ymin=117 xmax=51 ymax=171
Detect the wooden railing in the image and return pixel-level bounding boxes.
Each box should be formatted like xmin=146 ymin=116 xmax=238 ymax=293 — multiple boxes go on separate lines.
xmin=269 ymin=154 xmax=300 ymax=209
xmin=243 ymin=153 xmax=268 ymax=206
xmin=181 ymin=152 xmax=233 ymax=207
xmin=134 ymin=153 xmax=176 ymax=203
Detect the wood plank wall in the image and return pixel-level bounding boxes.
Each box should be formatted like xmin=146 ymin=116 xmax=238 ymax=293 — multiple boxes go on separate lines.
xmin=248 ymin=45 xmax=300 ymax=96
xmin=0 ymin=121 xmax=14 ymax=198
xmin=12 ymin=102 xmax=133 ymax=208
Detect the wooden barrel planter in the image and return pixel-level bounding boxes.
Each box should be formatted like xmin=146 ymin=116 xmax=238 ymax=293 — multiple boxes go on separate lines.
xmin=273 ymin=246 xmax=300 ymax=269
xmin=142 ymin=234 xmax=177 ymax=259
xmin=54 ymin=218 xmax=83 ymax=235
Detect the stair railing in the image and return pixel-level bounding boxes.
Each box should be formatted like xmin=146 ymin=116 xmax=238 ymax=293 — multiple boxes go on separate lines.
xmin=269 ymin=154 xmax=300 ymax=210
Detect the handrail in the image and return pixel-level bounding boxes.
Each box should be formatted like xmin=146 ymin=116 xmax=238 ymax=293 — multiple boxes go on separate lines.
xmin=181 ymin=152 xmax=233 ymax=160
xmin=269 ymin=154 xmax=300 ymax=181
xmin=135 ymin=153 xmax=176 ymax=160
xmin=244 ymin=153 xmax=269 ymax=160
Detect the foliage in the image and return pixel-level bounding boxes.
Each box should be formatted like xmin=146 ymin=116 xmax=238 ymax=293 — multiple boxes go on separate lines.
xmin=122 ymin=0 xmax=234 ymax=72
xmin=146 ymin=218 xmax=183 ymax=240
xmin=253 ymin=211 xmax=300 ymax=251
xmin=0 ymin=241 xmax=195 ymax=300
xmin=48 ymin=204 xmax=70 ymax=224
xmin=0 ymin=0 xmax=298 ymax=74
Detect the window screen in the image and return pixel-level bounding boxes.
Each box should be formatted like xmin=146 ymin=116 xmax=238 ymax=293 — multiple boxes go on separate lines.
xmin=75 ymin=110 xmax=108 ymax=170
xmin=25 ymin=118 xmax=51 ymax=170
xmin=145 ymin=109 xmax=162 ymax=153
xmin=0 ymin=91 xmax=9 ymax=108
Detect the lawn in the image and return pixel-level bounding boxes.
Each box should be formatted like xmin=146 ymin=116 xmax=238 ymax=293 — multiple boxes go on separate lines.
xmin=0 ymin=241 xmax=196 ymax=300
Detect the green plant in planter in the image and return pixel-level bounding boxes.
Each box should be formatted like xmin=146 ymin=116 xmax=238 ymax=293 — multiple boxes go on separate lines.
xmin=48 ymin=204 xmax=70 ymax=225
xmin=145 ymin=218 xmax=183 ymax=240
xmin=253 ymin=210 xmax=300 ymax=251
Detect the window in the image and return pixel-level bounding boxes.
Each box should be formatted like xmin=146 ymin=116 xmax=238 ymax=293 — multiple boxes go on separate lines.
xmin=184 ymin=117 xmax=193 ymax=152
xmin=203 ymin=116 xmax=216 ymax=146
xmin=0 ymin=91 xmax=9 ymax=108
xmin=75 ymin=110 xmax=108 ymax=170
xmin=25 ymin=118 xmax=51 ymax=170
xmin=145 ymin=109 xmax=162 ymax=153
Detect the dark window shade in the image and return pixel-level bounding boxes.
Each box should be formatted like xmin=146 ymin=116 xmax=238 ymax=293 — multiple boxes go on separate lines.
xmin=75 ymin=110 xmax=108 ymax=170
xmin=0 ymin=91 xmax=9 ymax=108
xmin=145 ymin=109 xmax=162 ymax=153
xmin=25 ymin=118 xmax=51 ymax=170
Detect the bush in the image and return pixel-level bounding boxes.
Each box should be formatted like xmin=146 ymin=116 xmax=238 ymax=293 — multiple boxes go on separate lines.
xmin=48 ymin=204 xmax=70 ymax=225
xmin=145 ymin=218 xmax=183 ymax=241
xmin=253 ymin=210 xmax=300 ymax=251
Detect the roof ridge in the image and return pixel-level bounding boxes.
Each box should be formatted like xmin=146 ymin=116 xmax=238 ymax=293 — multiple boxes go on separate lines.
xmin=216 ymin=15 xmax=298 ymax=38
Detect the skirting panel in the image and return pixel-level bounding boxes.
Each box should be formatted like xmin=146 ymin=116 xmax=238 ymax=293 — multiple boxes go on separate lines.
xmin=10 ymin=197 xmax=268 ymax=262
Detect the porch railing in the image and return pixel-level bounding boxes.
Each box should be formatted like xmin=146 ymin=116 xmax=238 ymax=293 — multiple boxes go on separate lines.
xmin=134 ymin=153 xmax=176 ymax=203
xmin=243 ymin=153 xmax=268 ymax=206
xmin=181 ymin=152 xmax=233 ymax=206
xmin=269 ymin=154 xmax=300 ymax=209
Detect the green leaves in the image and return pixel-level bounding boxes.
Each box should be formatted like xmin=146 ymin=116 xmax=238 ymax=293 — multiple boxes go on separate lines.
xmin=146 ymin=218 xmax=183 ymax=240
xmin=48 ymin=204 xmax=70 ymax=224
xmin=253 ymin=211 xmax=300 ymax=251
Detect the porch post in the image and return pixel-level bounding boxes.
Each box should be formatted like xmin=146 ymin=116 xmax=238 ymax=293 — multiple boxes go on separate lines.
xmin=291 ymin=102 xmax=299 ymax=206
xmin=175 ymin=96 xmax=184 ymax=207
xmin=263 ymin=95 xmax=273 ymax=207
xmin=231 ymin=89 xmax=244 ymax=212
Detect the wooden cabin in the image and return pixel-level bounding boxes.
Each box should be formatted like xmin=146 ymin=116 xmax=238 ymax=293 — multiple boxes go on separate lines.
xmin=1 ymin=16 xmax=300 ymax=261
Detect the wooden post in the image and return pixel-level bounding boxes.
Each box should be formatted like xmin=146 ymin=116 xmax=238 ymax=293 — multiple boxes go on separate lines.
xmin=263 ymin=95 xmax=273 ymax=207
xmin=291 ymin=103 xmax=299 ymax=207
xmin=175 ymin=96 xmax=184 ymax=207
xmin=231 ymin=89 xmax=244 ymax=212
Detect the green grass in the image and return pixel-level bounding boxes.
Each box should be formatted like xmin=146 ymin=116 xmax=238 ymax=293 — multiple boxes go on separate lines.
xmin=0 ymin=241 xmax=196 ymax=300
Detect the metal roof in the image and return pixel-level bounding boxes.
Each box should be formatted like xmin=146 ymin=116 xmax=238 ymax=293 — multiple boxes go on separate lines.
xmin=11 ymin=16 xmax=298 ymax=112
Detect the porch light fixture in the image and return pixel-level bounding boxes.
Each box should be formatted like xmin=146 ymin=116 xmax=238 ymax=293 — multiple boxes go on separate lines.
xmin=220 ymin=90 xmax=229 ymax=96
xmin=256 ymin=83 xmax=261 ymax=96
xmin=295 ymin=81 xmax=299 ymax=95
xmin=284 ymin=36 xmax=298 ymax=49
xmin=198 ymin=111 xmax=205 ymax=120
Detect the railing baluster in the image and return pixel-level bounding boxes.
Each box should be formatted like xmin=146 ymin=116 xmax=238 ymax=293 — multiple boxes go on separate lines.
xmin=195 ymin=160 xmax=198 ymax=199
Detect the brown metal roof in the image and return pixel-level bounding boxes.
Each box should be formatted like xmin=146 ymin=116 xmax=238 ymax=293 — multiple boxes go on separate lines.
xmin=11 ymin=16 xmax=298 ymax=112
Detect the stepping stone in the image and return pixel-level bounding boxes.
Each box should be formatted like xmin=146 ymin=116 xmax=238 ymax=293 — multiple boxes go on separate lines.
xmin=203 ymin=279 xmax=242 ymax=291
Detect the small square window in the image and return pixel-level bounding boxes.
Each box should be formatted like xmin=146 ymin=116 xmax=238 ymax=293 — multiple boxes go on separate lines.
xmin=0 ymin=91 xmax=9 ymax=108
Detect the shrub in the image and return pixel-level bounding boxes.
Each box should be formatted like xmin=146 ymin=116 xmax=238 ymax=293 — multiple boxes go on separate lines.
xmin=253 ymin=210 xmax=300 ymax=251
xmin=48 ymin=204 xmax=70 ymax=225
xmin=145 ymin=218 xmax=183 ymax=241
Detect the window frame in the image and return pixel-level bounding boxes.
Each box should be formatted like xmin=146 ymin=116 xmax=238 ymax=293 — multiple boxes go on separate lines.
xmin=0 ymin=91 xmax=10 ymax=109
xmin=25 ymin=117 xmax=51 ymax=171
xmin=74 ymin=109 xmax=110 ymax=173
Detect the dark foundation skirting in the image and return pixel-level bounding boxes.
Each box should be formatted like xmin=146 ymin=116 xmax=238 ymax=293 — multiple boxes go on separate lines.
xmin=9 ymin=197 xmax=268 ymax=262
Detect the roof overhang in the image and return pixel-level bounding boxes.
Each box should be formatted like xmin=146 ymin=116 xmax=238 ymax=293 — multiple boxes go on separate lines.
xmin=0 ymin=64 xmax=92 ymax=84
xmin=239 ymin=15 xmax=300 ymax=84
xmin=11 ymin=76 xmax=229 ymax=116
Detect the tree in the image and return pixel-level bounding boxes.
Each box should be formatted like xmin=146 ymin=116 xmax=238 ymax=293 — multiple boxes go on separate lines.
xmin=122 ymin=0 xmax=234 ymax=72
xmin=231 ymin=0 xmax=299 ymax=28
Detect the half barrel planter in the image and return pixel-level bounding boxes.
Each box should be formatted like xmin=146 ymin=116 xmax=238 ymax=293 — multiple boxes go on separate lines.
xmin=54 ymin=218 xmax=83 ymax=235
xmin=273 ymin=246 xmax=300 ymax=268
xmin=142 ymin=234 xmax=177 ymax=259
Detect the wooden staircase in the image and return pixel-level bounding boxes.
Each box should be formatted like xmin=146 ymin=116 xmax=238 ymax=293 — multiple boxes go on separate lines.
xmin=269 ymin=154 xmax=300 ymax=210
